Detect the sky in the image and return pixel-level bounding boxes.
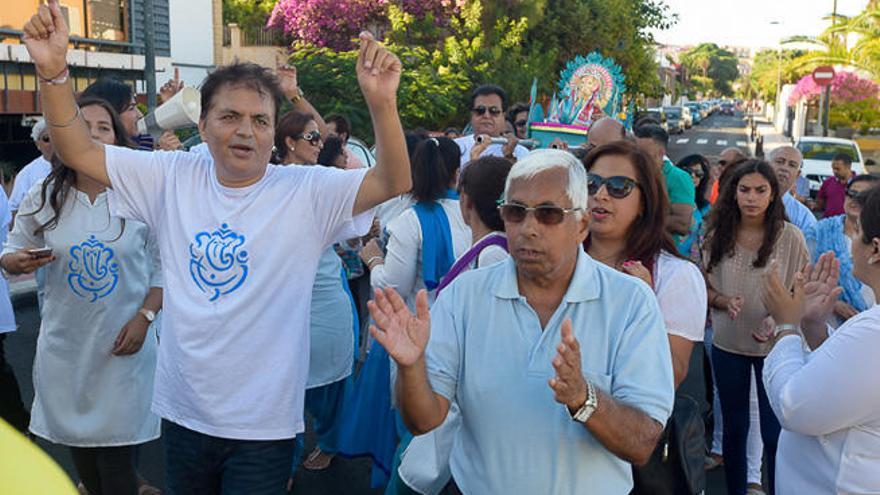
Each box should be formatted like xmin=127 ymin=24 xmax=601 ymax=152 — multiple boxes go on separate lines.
xmin=652 ymin=0 xmax=869 ymax=49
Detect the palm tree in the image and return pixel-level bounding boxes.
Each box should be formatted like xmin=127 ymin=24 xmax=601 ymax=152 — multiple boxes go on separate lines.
xmin=787 ymin=4 xmax=880 ymax=79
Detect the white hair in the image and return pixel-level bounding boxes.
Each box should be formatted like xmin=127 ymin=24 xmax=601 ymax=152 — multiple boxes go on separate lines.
xmin=31 ymin=118 xmax=47 ymax=142
xmin=768 ymin=145 xmax=802 ymax=165
xmin=503 ymin=149 xmax=588 ymax=215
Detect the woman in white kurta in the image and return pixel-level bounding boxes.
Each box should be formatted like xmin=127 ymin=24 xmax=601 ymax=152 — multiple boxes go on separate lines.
xmin=1 ymin=97 xmax=162 ymax=495
xmin=762 ymin=186 xmax=880 ymax=495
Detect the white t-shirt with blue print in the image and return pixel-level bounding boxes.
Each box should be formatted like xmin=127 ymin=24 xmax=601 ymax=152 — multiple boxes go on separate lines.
xmin=104 ymin=145 xmax=374 ymax=440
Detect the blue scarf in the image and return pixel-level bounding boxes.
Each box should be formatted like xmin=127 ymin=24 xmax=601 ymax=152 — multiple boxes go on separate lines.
xmin=412 ymin=189 xmax=459 ymax=291
xmin=815 ymin=215 xmax=868 ymax=312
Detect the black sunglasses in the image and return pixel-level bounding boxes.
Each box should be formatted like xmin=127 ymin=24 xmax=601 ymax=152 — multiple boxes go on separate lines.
xmin=514 ymin=119 xmax=528 ymax=128
xmin=497 ymin=201 xmax=583 ymax=225
xmin=686 ymin=167 xmax=704 ymax=179
xmin=846 ymin=188 xmax=860 ymax=199
xmin=472 ymin=106 xmax=503 ymax=117
xmin=587 ymin=173 xmax=640 ymax=199
xmin=296 ymin=130 xmax=322 ymax=146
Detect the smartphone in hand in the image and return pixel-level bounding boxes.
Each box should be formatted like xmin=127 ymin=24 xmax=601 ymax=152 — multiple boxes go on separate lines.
xmin=27 ymin=247 xmax=53 ymax=259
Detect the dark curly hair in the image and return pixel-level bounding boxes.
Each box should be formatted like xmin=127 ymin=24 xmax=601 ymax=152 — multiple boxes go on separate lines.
xmin=705 ymin=159 xmax=786 ymax=272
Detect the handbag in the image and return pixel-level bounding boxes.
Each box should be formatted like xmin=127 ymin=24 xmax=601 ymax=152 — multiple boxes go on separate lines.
xmin=630 ymin=393 xmax=706 ymax=495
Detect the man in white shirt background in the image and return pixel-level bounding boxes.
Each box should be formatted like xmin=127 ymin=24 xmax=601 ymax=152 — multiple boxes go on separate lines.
xmin=23 ymin=2 xmax=411 ymax=492
xmin=768 ymin=146 xmax=817 ymax=255
xmin=9 ymin=118 xmax=54 ymax=217
xmin=454 ymin=84 xmax=529 ymax=165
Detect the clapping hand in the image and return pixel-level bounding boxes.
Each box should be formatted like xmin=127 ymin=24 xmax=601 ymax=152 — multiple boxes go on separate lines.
xmin=22 ymin=0 xmax=69 ymax=79
xmin=801 ymin=252 xmax=843 ymax=324
xmin=368 ymin=288 xmax=431 ymax=367
xmin=356 ymin=32 xmax=402 ymax=108
xmin=549 ymin=320 xmax=588 ymax=412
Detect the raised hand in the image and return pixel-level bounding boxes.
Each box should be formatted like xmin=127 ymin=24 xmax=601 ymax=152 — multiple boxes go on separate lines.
xmin=368 ymin=288 xmax=430 ymax=367
xmin=356 ymin=31 xmax=402 ymax=108
xmin=276 ymin=65 xmax=299 ymax=101
xmin=159 ymin=67 xmax=184 ymax=104
xmin=21 ymin=0 xmax=69 ymax=78
xmin=549 ymin=320 xmax=588 ymax=411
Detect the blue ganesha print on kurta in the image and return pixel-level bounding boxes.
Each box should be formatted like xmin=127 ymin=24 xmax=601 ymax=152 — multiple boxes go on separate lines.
xmin=189 ymin=223 xmax=249 ymax=301
xmin=68 ymin=235 xmax=120 ymax=302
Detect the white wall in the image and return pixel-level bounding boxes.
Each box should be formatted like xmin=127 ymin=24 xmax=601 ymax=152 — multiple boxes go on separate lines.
xmin=163 ymin=0 xmax=216 ymax=88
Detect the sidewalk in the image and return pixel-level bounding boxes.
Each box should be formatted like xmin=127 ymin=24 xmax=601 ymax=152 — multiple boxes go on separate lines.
xmin=748 ymin=115 xmax=792 ymax=157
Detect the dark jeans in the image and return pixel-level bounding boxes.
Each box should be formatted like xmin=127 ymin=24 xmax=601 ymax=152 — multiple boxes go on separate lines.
xmin=163 ymin=419 xmax=296 ymax=495
xmin=0 ymin=333 xmax=29 ymax=433
xmin=712 ymin=346 xmax=780 ymax=495
xmin=70 ymin=445 xmax=138 ymax=495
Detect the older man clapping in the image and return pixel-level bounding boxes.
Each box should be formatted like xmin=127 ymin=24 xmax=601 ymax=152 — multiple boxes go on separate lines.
xmin=369 ymin=150 xmax=674 ymax=494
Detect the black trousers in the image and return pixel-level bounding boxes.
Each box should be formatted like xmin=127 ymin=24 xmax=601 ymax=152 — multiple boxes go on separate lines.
xmin=0 ymin=333 xmax=29 ymax=433
xmin=70 ymin=445 xmax=138 ymax=495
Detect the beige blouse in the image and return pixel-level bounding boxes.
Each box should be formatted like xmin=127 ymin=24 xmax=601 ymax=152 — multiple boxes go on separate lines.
xmin=704 ymin=222 xmax=808 ymax=357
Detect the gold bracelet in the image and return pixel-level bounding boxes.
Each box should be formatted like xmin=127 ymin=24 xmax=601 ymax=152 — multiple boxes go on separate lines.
xmin=47 ymin=106 xmax=82 ymax=128
xmin=290 ymin=87 xmax=304 ymax=105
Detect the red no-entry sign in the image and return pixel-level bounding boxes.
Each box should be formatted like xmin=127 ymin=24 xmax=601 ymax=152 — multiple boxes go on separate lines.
xmin=812 ymin=66 xmax=836 ymax=86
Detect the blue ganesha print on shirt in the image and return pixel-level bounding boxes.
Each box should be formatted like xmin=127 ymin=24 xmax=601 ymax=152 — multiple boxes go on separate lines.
xmin=189 ymin=223 xmax=249 ymax=301
xmin=68 ymin=235 xmax=120 ymax=302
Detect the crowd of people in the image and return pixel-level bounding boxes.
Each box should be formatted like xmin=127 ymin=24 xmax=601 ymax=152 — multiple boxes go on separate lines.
xmin=1 ymin=2 xmax=879 ymax=494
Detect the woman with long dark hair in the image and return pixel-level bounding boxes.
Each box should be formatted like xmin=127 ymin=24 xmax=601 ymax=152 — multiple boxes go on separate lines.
xmin=1 ymin=96 xmax=162 ymax=495
xmin=677 ymin=154 xmax=712 ymax=260
xmin=702 ymin=159 xmax=808 ymax=495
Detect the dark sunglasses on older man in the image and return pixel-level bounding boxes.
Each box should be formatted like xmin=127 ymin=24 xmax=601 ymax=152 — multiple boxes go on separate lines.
xmin=296 ymin=130 xmax=322 ymax=146
xmin=497 ymin=201 xmax=583 ymax=225
xmin=472 ymin=106 xmax=503 ymax=117
xmin=587 ymin=173 xmax=640 ymax=199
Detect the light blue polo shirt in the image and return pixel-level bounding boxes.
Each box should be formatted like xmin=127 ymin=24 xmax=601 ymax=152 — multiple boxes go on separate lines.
xmin=783 ymin=192 xmax=817 ymax=256
xmin=426 ymin=250 xmax=674 ymax=494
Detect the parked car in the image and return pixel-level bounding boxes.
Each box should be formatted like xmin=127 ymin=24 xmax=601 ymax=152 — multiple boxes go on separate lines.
xmin=679 ymin=106 xmax=694 ymax=128
xmin=796 ymin=137 xmax=867 ymax=197
xmin=637 ymin=108 xmax=668 ymax=132
xmin=661 ymin=106 xmax=684 ymax=134
xmin=685 ymin=103 xmax=702 ymax=125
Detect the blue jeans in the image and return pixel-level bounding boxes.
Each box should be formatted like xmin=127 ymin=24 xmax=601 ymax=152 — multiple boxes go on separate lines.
xmin=163 ymin=420 xmax=296 ymax=495
xmin=711 ymin=346 xmax=780 ymax=495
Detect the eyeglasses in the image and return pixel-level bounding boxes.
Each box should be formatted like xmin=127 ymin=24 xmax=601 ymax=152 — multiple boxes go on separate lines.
xmin=472 ymin=106 xmax=503 ymax=117
xmin=846 ymin=188 xmax=860 ymax=199
xmin=587 ymin=173 xmax=640 ymax=199
xmin=497 ymin=202 xmax=583 ymax=225
xmin=514 ymin=119 xmax=528 ymax=128
xmin=296 ymin=130 xmax=322 ymax=146
xmin=687 ymin=167 xmax=704 ymax=179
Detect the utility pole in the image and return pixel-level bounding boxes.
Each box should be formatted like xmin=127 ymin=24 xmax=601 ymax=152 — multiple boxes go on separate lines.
xmin=144 ymin=0 xmax=157 ymax=113
xmin=823 ymin=0 xmax=838 ymax=136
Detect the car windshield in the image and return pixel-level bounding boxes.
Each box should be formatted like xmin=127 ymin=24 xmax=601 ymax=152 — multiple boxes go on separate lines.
xmin=665 ymin=109 xmax=681 ymax=118
xmin=797 ymin=142 xmax=859 ymax=162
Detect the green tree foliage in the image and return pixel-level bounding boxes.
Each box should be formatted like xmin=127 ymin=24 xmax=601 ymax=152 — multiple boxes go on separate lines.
xmin=287 ymin=0 xmax=675 ymax=140
xmin=746 ymin=49 xmax=807 ymax=101
xmin=680 ymin=43 xmax=739 ymax=96
xmin=223 ymin=0 xmax=276 ymax=32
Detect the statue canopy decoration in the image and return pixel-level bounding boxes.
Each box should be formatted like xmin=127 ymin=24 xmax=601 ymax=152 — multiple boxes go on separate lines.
xmin=526 ymin=52 xmax=628 ymax=149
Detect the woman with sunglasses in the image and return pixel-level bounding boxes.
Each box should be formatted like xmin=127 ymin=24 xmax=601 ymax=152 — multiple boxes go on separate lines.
xmin=702 ymin=160 xmax=808 ymax=495
xmin=1 ymin=96 xmax=162 ymax=495
xmin=273 ymin=111 xmax=360 ymax=478
xmin=814 ymin=174 xmax=879 ymax=326
xmin=395 ymin=155 xmax=512 ymax=495
xmin=676 ymin=154 xmax=712 ymax=261
xmin=581 ymin=141 xmax=706 ymax=492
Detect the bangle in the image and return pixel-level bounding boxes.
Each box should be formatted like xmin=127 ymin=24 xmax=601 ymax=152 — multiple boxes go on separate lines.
xmin=37 ymin=66 xmax=70 ymax=85
xmin=366 ymin=256 xmax=383 ymax=268
xmin=290 ymin=87 xmax=304 ymax=104
xmin=47 ymin=106 xmax=82 ymax=128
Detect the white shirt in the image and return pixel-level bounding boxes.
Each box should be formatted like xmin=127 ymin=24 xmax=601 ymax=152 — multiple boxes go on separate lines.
xmin=653 ymin=251 xmax=706 ymax=342
xmin=3 ymin=185 xmax=161 ymax=446
xmin=764 ymin=305 xmax=880 ymax=494
xmin=454 ymin=135 xmax=529 ymax=166
xmin=369 ymin=198 xmax=471 ymax=309
xmin=9 ymin=156 xmax=52 ymax=212
xmin=0 ymin=190 xmax=15 ymax=334
xmin=104 ymin=145 xmax=373 ymax=440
